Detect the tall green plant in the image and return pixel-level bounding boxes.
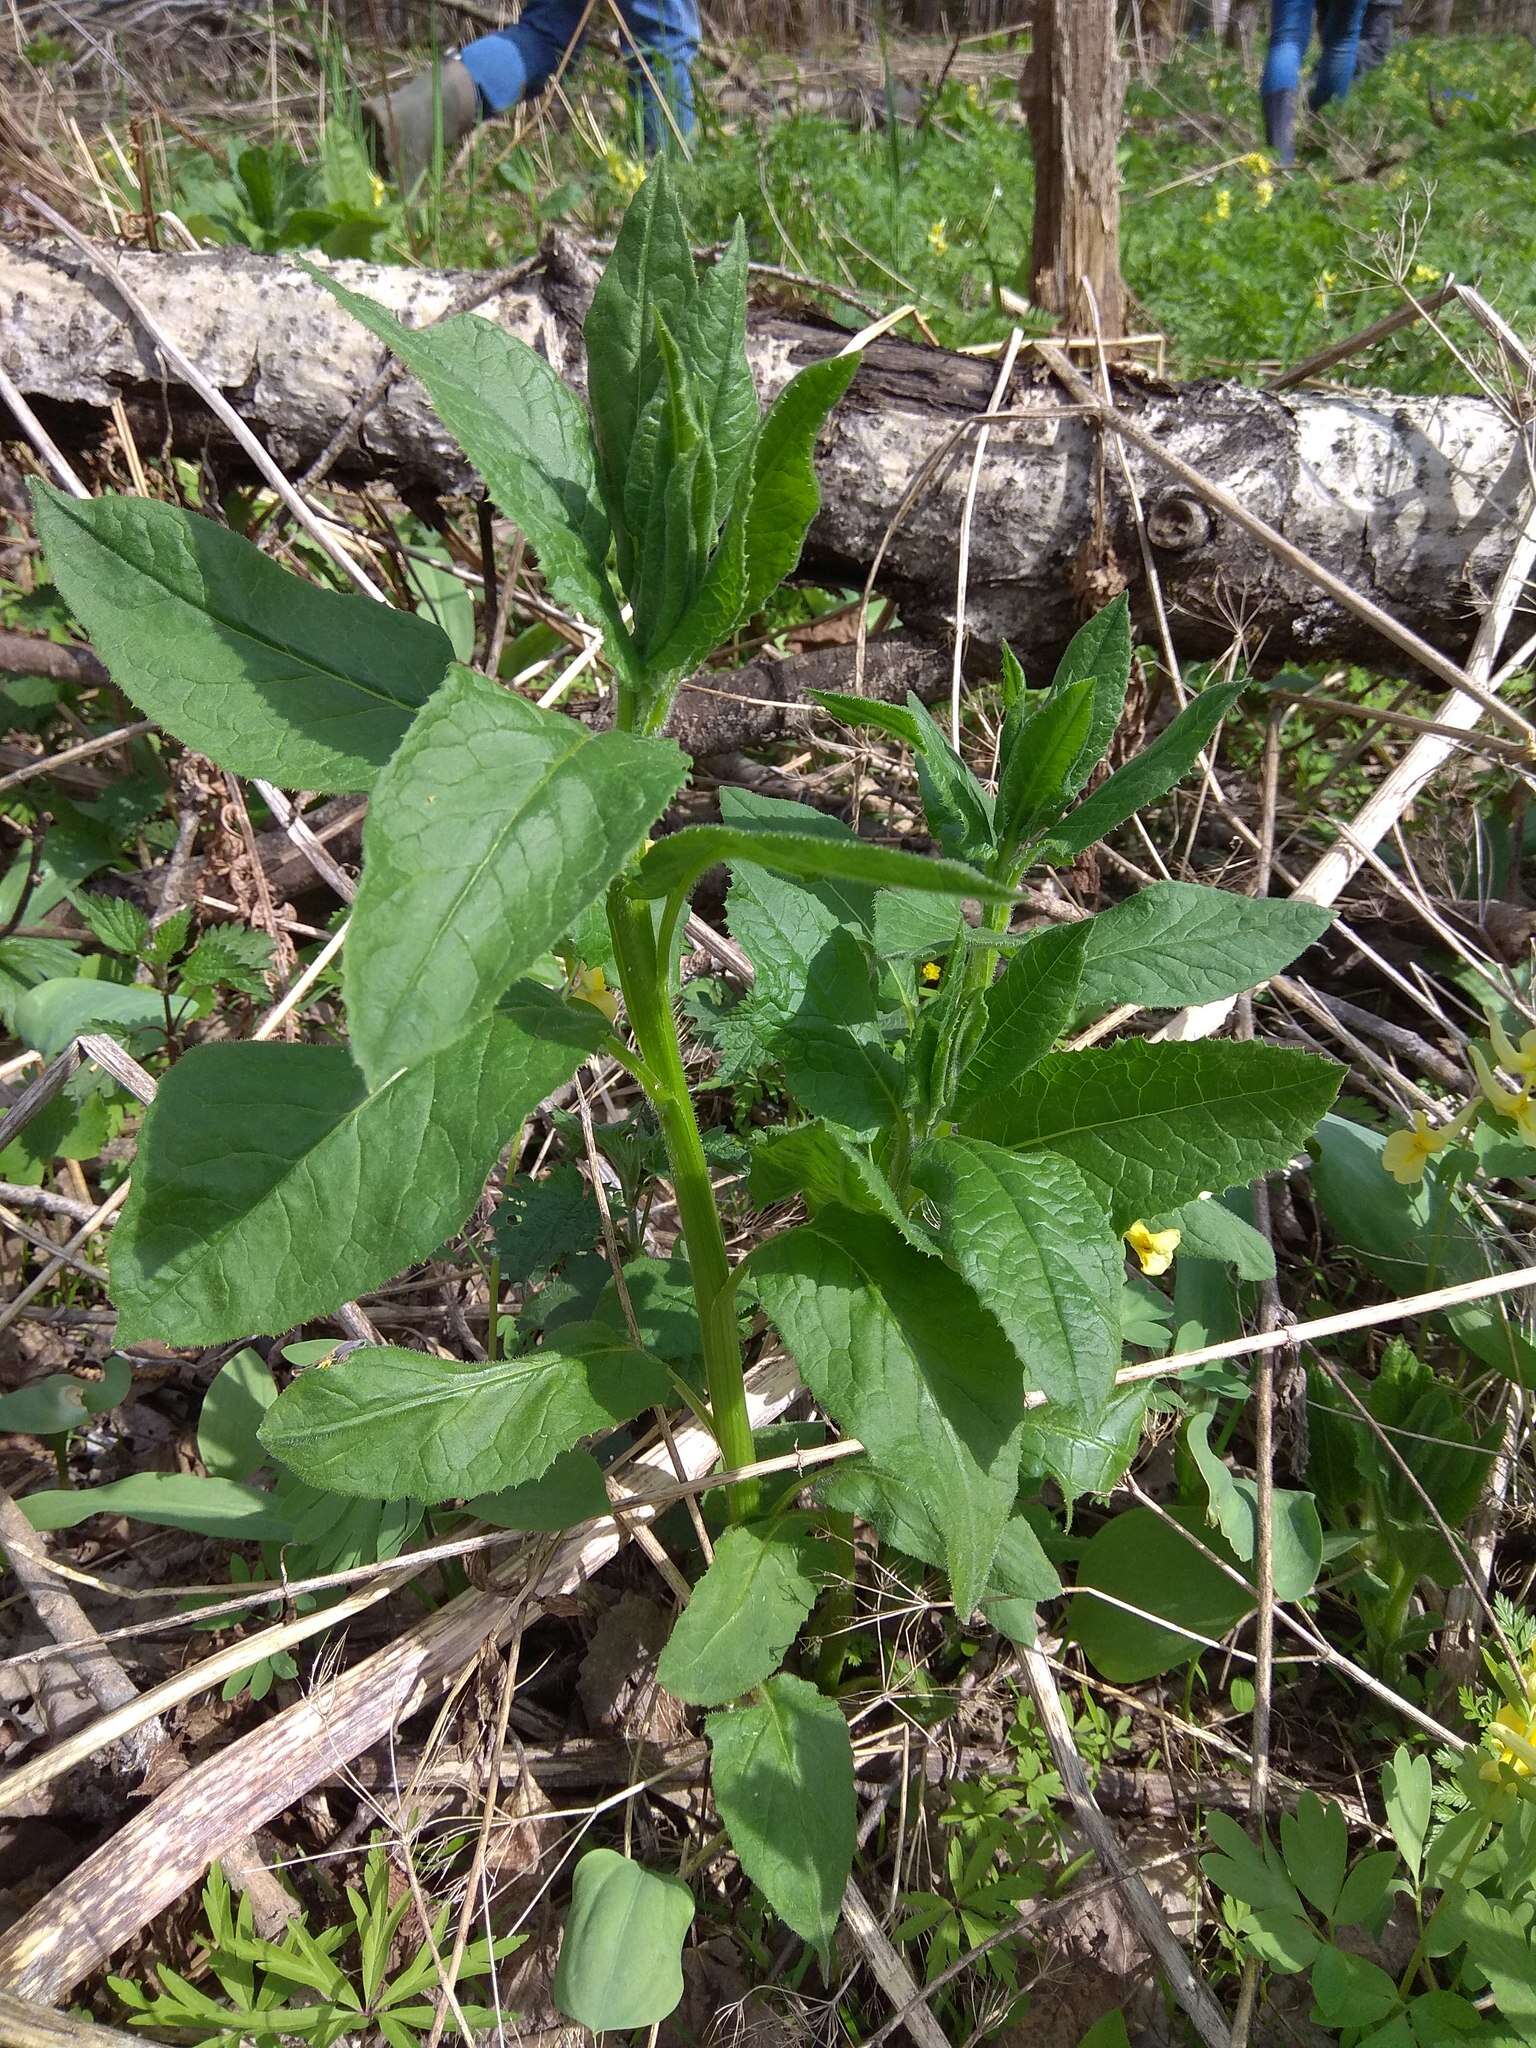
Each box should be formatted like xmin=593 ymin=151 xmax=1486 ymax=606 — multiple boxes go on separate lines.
xmin=32 ymin=160 xmax=1342 ymax=2021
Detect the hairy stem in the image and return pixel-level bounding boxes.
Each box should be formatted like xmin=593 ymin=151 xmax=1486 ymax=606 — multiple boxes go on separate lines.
xmin=607 ymin=880 xmax=759 ymax=1520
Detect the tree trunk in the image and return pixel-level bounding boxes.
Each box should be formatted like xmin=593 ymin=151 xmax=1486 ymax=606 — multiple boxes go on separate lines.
xmin=1023 ymin=0 xmax=1126 ymax=335
xmin=1 ymin=238 xmax=1526 ymax=683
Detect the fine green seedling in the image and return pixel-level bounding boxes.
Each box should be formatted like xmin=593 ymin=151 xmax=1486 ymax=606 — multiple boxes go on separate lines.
xmin=34 ymin=161 xmax=1343 ymax=2021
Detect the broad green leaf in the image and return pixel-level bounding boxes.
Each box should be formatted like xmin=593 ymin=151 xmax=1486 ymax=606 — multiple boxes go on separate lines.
xmin=708 ymin=1673 xmax=854 ymax=1952
xmin=1158 ymin=1193 xmax=1276 ymax=1281
xmin=469 ymin=1447 xmax=609 ymax=1531
xmin=1018 ymin=1382 xmax=1150 ymax=1504
xmin=993 ymin=679 xmax=1097 ymax=853
xmin=197 ymin=1348 xmax=277 ymax=1479
xmin=552 ymin=1849 xmax=693 ymax=2032
xmin=634 ymin=820 xmax=1007 ymax=907
xmin=821 ymin=1462 xmax=1060 ymax=1603
xmin=258 ymin=1324 xmax=671 ymax=1501
xmin=718 ymin=788 xmax=875 ymax=1002
xmin=112 ymin=985 xmax=603 ymax=1345
xmin=1242 ymin=1908 xmax=1324 ymax=1975
xmin=346 ymin=667 xmax=685 ymax=1082
xmin=1333 ymin=1850 xmax=1400 ymax=1931
xmin=30 ymin=481 xmax=452 ymax=792
xmin=955 ymin=921 xmax=1089 ymax=1107
xmin=1383 ymin=1747 xmax=1432 ymax=1885
xmin=1204 ymin=1810 xmax=1306 ymax=1919
xmin=685 ymin=223 xmax=757 ymax=529
xmin=16 ymin=976 xmax=193 ymax=1059
xmin=1311 ymin=1947 xmax=1401 ymax=2030
xmin=812 ymin=690 xmax=994 ymax=864
xmin=313 ymin=268 xmax=633 ymax=675
xmin=1073 ymin=884 xmax=1332 ymax=1016
xmin=753 ymin=1211 xmax=1026 ymax=1616
xmin=1280 ymin=1791 xmax=1349 ymax=1919
xmin=772 ymin=927 xmax=903 ymax=1139
xmin=0 ymin=1358 xmax=129 ymax=1438
xmin=1040 ymin=683 xmax=1243 ymax=864
xmin=647 ymin=353 xmax=861 ymax=687
xmin=21 ymin=1472 xmax=291 ymax=1540
xmin=1067 ymin=1506 xmax=1251 ymax=1681
xmin=657 ymin=1517 xmax=823 ymax=1706
xmin=1050 ymin=592 xmax=1133 ymax=786
xmin=963 ymin=1039 xmax=1342 ymax=1232
xmin=750 ymin=1121 xmax=933 ymax=1252
xmin=584 ymin=158 xmax=699 ymax=579
xmin=1186 ymin=1411 xmax=1323 ymax=1601
xmin=911 ymin=1136 xmax=1120 ymax=1409
xmin=1077 ymin=2014 xmax=1132 ymax=2048
xmin=628 ymin=313 xmax=715 ymax=657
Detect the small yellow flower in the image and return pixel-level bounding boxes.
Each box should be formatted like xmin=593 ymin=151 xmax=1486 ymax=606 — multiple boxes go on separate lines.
xmin=571 ymin=964 xmax=619 ymax=1025
xmin=1472 ymin=1044 xmax=1536 ymax=1146
xmin=1410 ymin=262 xmax=1442 ymax=288
xmin=1213 ymin=187 xmax=1232 ymax=222
xmin=1488 ymin=1665 xmax=1536 ymax=1779
xmin=1125 ymin=1221 xmax=1181 ymax=1277
xmin=369 ymin=172 xmax=387 ymax=210
xmin=1380 ymin=1105 xmax=1472 ymax=1185
xmin=965 ymin=82 xmax=981 ymax=108
xmin=1490 ymin=1015 xmax=1536 ymax=1078
xmin=1239 ymin=150 xmax=1272 ymax=175
xmin=1253 ymin=177 xmax=1275 ymax=210
xmin=919 ymin=960 xmax=944 ymax=987
xmin=605 ymin=149 xmax=644 ymax=199
xmin=928 ymin=219 xmax=949 ymax=257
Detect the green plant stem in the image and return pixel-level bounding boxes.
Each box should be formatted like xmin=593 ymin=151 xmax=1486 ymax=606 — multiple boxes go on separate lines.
xmin=1396 ymin=1823 xmax=1483 ymax=1999
xmin=607 ymin=879 xmax=759 ymax=1520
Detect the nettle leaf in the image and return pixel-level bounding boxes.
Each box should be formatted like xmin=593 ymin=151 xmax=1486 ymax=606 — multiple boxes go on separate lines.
xmin=112 ymin=985 xmax=604 ymax=1346
xmin=993 ymin=678 xmax=1097 ymax=853
xmin=553 ymin=1849 xmax=693 ymax=2032
xmin=634 ymin=820 xmax=1008 ymax=906
xmin=1074 ymin=884 xmax=1332 ymax=1016
xmin=1040 ymin=683 xmax=1243 ymax=865
xmin=912 ymin=1137 xmax=1120 ymax=1410
xmin=584 ymin=157 xmax=699 ymax=581
xmin=955 ymin=921 xmax=1088 ymax=1108
xmin=31 ymin=480 xmax=450 ymax=792
xmin=813 ymin=690 xmax=994 ymax=865
xmin=347 ymin=667 xmax=685 ymax=1083
xmin=259 ymin=1324 xmax=670 ymax=1501
xmin=708 ymin=1673 xmax=855 ymax=1953
xmin=750 ymin=1121 xmax=933 ymax=1252
xmin=313 ymin=268 xmax=634 ymax=676
xmin=962 ymin=1039 xmax=1342 ymax=1232
xmin=79 ymin=893 xmax=150 ymax=958
xmin=753 ymin=1211 xmax=1025 ymax=1616
xmin=657 ymin=1516 xmax=823 ymax=1706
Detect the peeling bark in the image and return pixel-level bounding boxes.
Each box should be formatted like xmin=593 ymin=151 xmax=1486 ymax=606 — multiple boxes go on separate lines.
xmin=1 ymin=237 xmax=1526 ymax=679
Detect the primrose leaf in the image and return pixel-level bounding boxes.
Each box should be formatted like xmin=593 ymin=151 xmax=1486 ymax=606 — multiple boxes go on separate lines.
xmin=1040 ymin=683 xmax=1243 ymax=864
xmin=21 ymin=1472 xmax=291 ymax=1541
xmin=753 ymin=1211 xmax=1025 ymax=1617
xmin=347 ymin=667 xmax=685 ymax=1083
xmin=963 ymin=1039 xmax=1342 ymax=1232
xmin=1158 ymin=1194 xmax=1276 ymax=1280
xmin=1019 ymin=1382 xmax=1150 ymax=1503
xmin=1067 ymin=1506 xmax=1252 ymax=1681
xmin=258 ymin=1324 xmax=670 ymax=1501
xmin=111 ymin=985 xmax=604 ymax=1345
xmin=1186 ymin=1413 xmax=1322 ymax=1600
xmin=822 ymin=1464 xmax=1060 ymax=1605
xmin=1074 ymin=884 xmax=1332 ymax=1016
xmin=993 ymin=678 xmax=1097 ymax=853
xmin=30 ymin=481 xmax=450 ymax=793
xmin=955 ymin=921 xmax=1088 ymax=1106
xmin=708 ymin=1673 xmax=854 ymax=1953
xmin=311 ymin=268 xmax=634 ymax=677
xmin=553 ymin=1850 xmax=693 ymax=2032
xmin=911 ymin=1136 xmax=1121 ymax=1410
xmin=633 ymin=821 xmax=1008 ymax=905
xmin=657 ymin=1517 xmax=823 ymax=1706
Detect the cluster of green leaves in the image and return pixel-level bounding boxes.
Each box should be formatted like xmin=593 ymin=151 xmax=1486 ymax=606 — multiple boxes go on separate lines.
xmin=156 ymin=128 xmax=404 ymax=262
xmin=109 ymin=1847 xmax=520 ymax=2045
xmin=29 ymin=162 xmax=1345 ymax=2025
xmin=1206 ymin=1742 xmax=1536 ymax=2045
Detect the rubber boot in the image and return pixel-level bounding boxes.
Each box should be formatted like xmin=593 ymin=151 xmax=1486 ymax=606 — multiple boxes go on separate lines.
xmin=1262 ymin=87 xmax=1298 ymax=166
xmin=365 ymin=57 xmax=480 ymax=198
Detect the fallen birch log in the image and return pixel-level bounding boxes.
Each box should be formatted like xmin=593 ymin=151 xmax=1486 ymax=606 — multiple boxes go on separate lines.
xmin=1 ymin=236 xmax=1527 ymax=678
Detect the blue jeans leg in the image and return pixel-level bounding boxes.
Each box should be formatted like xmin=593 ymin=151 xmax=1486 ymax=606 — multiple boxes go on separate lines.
xmin=456 ymin=0 xmax=698 ymax=149
xmin=1310 ymin=0 xmax=1368 ymax=107
xmin=1261 ymin=0 xmax=1314 ymax=96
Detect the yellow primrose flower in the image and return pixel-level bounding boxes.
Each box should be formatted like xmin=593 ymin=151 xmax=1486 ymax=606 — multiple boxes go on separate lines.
xmin=1253 ymin=177 xmax=1275 ymax=210
xmin=1239 ymin=151 xmax=1272 ymax=175
xmin=1125 ymin=1221 xmax=1181 ymax=1277
xmin=919 ymin=960 xmax=944 ymax=988
xmin=928 ymin=219 xmax=949 ymax=256
xmin=1213 ymin=187 xmax=1232 ymax=221
xmin=1490 ymin=1015 xmax=1536 ymax=1078
xmin=1381 ymin=1106 xmax=1470 ymax=1185
xmin=571 ymin=964 xmax=619 ymax=1025
xmin=1472 ymin=1045 xmax=1536 ymax=1145
xmin=1486 ymin=1666 xmax=1536 ymax=1780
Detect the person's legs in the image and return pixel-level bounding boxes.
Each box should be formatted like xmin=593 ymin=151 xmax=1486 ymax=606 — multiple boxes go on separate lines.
xmin=456 ymin=0 xmax=590 ymax=116
xmin=620 ymin=0 xmax=700 ymax=149
xmin=1352 ymin=0 xmax=1399 ymax=76
xmin=1261 ymin=0 xmax=1312 ymax=161
xmin=1310 ymin=0 xmax=1369 ymax=106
